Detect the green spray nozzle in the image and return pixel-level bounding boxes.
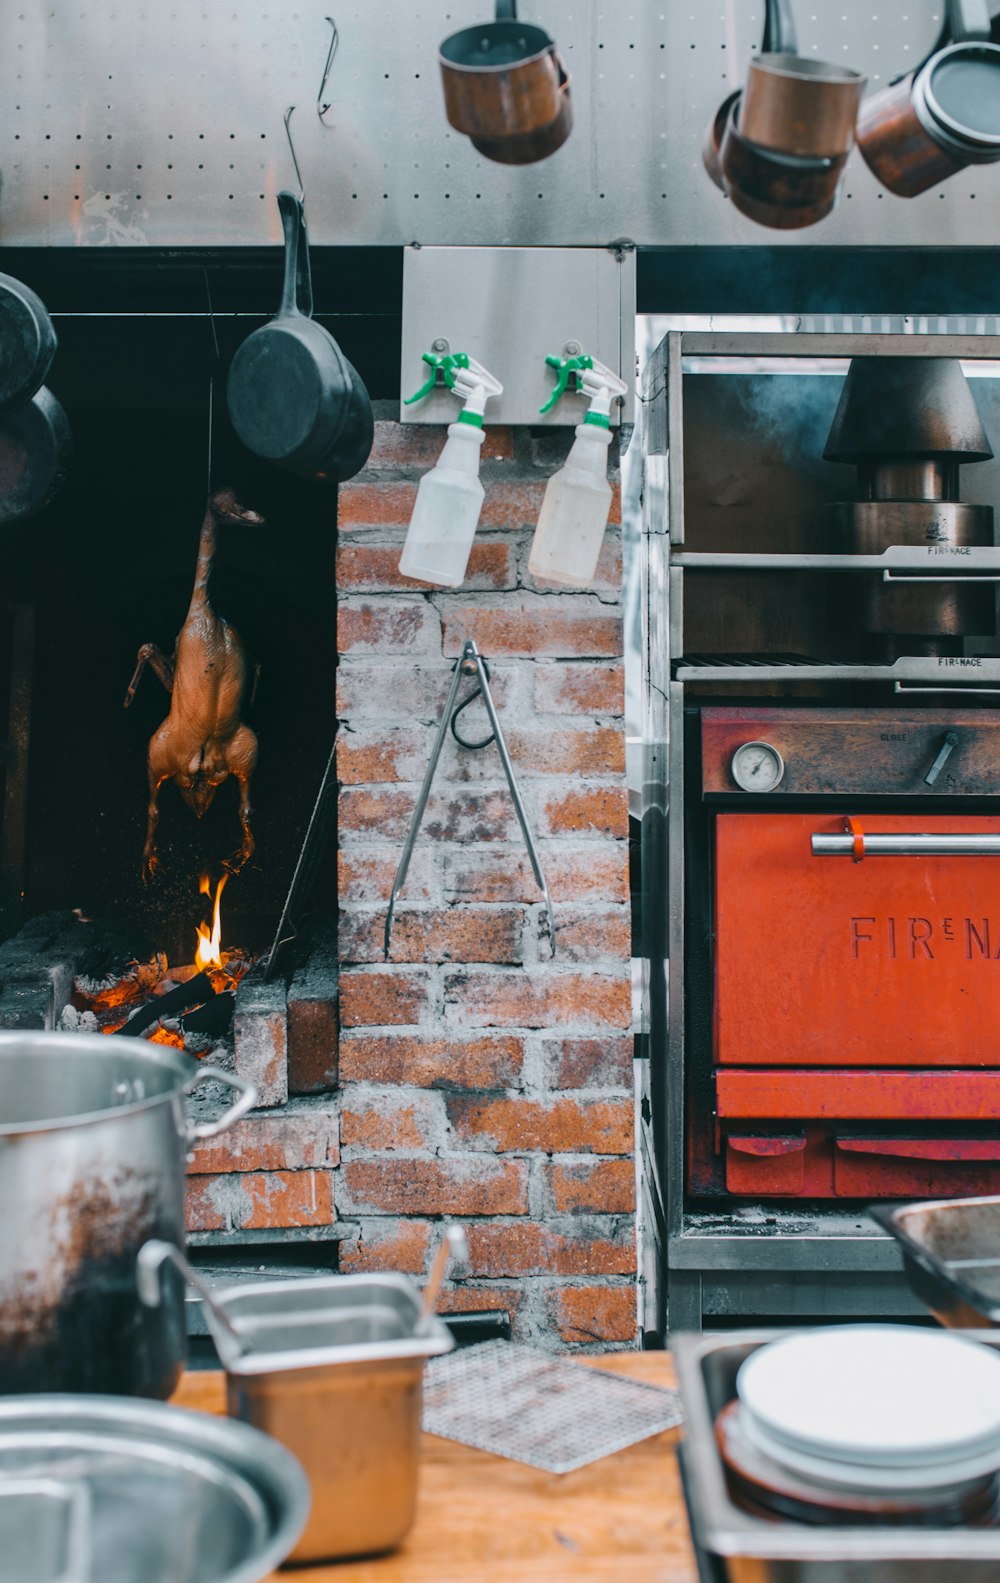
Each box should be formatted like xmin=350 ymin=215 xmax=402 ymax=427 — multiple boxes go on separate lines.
xmin=404 ymin=351 xmax=472 ymax=405
xmin=539 ymin=353 xmax=594 ymax=415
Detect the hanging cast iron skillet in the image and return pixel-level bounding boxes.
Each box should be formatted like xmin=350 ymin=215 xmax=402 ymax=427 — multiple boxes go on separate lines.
xmin=0 ymin=386 xmax=72 ymax=524
xmin=227 ymin=191 xmax=372 ymax=482
xmin=0 ymin=272 xmax=57 ymax=418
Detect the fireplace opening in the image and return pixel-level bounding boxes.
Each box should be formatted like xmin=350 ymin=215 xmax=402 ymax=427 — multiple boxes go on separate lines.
xmin=0 ymin=308 xmax=340 ymax=977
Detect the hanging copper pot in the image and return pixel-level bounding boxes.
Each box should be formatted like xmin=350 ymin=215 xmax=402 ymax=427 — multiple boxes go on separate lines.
xmin=439 ymin=0 xmax=572 ymax=164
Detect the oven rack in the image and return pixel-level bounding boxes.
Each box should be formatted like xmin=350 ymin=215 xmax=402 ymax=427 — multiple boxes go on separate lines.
xmin=674 ymin=547 xmax=1000 ymax=575
xmin=673 ymin=653 xmax=1000 ymax=687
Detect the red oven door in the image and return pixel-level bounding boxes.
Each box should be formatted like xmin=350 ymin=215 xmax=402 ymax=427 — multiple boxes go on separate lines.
xmin=714 ymin=813 xmax=1000 ymax=1067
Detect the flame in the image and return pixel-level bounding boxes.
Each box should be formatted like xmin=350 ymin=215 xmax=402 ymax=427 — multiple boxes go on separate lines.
xmin=195 ymin=872 xmax=228 ymax=972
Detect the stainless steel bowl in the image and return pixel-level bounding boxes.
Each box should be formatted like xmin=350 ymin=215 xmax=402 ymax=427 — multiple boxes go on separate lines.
xmin=0 ymin=1394 xmax=309 ymax=1583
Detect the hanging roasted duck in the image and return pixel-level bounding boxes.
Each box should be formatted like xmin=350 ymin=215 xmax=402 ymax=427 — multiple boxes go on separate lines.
xmin=124 ymin=488 xmax=263 ymax=881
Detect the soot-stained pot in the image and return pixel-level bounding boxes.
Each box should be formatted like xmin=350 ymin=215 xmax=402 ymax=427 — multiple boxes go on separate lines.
xmin=0 ymin=1032 xmax=255 ymax=1397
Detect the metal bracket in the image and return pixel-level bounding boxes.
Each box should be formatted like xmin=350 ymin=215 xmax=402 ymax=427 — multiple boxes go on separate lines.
xmin=384 ymin=639 xmax=555 ymax=959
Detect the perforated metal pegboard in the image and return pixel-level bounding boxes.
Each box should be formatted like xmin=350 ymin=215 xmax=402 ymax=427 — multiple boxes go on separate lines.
xmin=0 ymin=0 xmax=993 ymax=248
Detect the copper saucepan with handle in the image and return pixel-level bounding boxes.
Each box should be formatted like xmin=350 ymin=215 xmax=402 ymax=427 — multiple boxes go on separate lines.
xmin=439 ymin=0 xmax=572 ymax=164
xmin=704 ymin=0 xmax=864 ymax=227
xmin=856 ymin=0 xmax=1000 ymax=197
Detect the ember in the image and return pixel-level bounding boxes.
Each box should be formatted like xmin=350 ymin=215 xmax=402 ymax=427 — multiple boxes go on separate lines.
xmin=68 ymin=872 xmax=253 ymax=1049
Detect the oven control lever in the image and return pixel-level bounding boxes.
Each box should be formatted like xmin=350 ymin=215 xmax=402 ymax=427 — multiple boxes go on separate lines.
xmin=923 ymin=730 xmax=959 ymax=787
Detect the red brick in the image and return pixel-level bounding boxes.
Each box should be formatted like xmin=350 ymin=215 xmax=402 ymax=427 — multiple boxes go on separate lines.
xmin=337 ymin=599 xmax=440 ymax=655
xmin=343 ymin=789 xmax=520 ymax=846
xmin=447 ymin=1096 xmax=633 ymax=1154
xmin=339 ymin=1033 xmax=524 ymax=1089
xmin=339 ymin=968 xmax=432 ymax=1027
xmin=464 ymin=1221 xmax=635 ymax=1277
xmin=547 ymin=1159 xmax=636 ymax=1213
xmin=337 ymin=660 xmax=516 ymax=721
xmin=435 ymin=1286 xmax=525 ymax=1320
xmin=338 ymin=481 xmax=418 ymax=527
xmin=533 ymin=663 xmax=625 ymax=717
xmin=337 ymin=540 xmax=516 ymax=594
xmin=552 ymin=907 xmax=632 ymax=963
xmin=340 ymin=1218 xmax=434 ymax=1275
xmin=339 ymin=787 xmax=416 ymax=840
xmin=543 ymin=1035 xmax=634 ymax=1089
xmin=443 ymin=605 xmax=622 ymax=660
xmin=338 ymin=849 xmax=433 ymax=904
xmin=185 ymin=1170 xmax=334 ymax=1233
xmin=552 ymin=1285 xmax=636 ymax=1345
xmin=503 ymin=727 xmax=624 ymax=777
xmin=365 ymin=423 xmax=514 ymax=469
xmin=443 ymin=969 xmax=631 ymax=1031
xmin=542 ymin=785 xmax=629 ymax=838
xmin=342 ymin=1093 xmax=442 ymax=1151
xmin=336 ymin=727 xmax=429 ymax=785
xmin=340 ymin=907 xmax=524 ymax=965
xmin=342 ymin=1157 xmax=529 ymax=1216
xmin=478 ymin=481 xmax=548 ymax=529
xmin=443 ymin=844 xmax=629 ymax=905
xmin=188 ymin=1107 xmax=339 ymax=1174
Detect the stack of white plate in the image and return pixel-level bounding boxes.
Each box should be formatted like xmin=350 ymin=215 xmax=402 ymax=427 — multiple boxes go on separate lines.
xmin=735 ymin=1326 xmax=1000 ymax=1498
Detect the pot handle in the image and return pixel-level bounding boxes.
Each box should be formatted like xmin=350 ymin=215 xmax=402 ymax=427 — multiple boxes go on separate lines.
xmin=183 ymin=1067 xmax=257 ymax=1141
xmin=947 ymin=0 xmax=990 ymax=42
xmin=276 ymin=190 xmax=314 ymax=321
xmin=762 ymin=0 xmax=797 ymax=54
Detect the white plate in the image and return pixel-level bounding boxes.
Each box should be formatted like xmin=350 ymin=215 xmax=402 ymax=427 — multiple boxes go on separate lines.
xmin=739 ymin=1401 xmax=1000 ymax=1494
xmin=736 ymin=1325 xmax=1000 ymax=1468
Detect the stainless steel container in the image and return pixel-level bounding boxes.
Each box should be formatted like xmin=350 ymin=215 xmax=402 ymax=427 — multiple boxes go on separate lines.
xmin=209 ymin=1273 xmax=454 ymax=1564
xmin=674 ymin=1329 xmax=1000 ymax=1582
xmin=0 ymin=1031 xmax=254 ymax=1398
xmin=0 ymin=1393 xmax=309 ymax=1583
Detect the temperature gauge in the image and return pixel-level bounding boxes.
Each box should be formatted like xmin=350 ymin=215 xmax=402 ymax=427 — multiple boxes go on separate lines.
xmin=731 ymin=740 xmax=785 ymax=793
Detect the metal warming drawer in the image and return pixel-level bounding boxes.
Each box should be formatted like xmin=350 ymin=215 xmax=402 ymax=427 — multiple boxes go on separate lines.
xmin=714 ymin=812 xmax=1000 ymax=1068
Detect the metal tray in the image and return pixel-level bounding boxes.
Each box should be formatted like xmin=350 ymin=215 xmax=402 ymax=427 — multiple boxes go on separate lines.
xmin=673 ymin=1329 xmax=1000 ymax=1583
xmin=872 ymin=1198 xmax=1000 ymax=1329
xmin=0 ymin=1396 xmax=308 ymax=1583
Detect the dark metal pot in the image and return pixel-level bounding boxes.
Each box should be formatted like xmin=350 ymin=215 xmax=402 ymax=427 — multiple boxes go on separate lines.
xmin=857 ymin=1 xmax=1000 ymax=196
xmin=0 ymin=1032 xmax=255 ymax=1398
xmin=439 ymin=0 xmax=571 ymax=162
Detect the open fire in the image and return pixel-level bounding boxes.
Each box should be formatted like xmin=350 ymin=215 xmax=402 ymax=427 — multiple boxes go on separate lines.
xmin=67 ymin=873 xmax=254 ymax=1050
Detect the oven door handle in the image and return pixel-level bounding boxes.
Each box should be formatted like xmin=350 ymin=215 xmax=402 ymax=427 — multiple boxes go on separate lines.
xmin=812 ymin=831 xmax=1000 ymax=857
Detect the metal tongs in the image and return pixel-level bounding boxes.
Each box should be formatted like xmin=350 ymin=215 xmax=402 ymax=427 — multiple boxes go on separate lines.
xmin=384 ymin=639 xmax=555 ymax=959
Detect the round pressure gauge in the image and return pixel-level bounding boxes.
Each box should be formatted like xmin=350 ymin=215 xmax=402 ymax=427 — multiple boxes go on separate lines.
xmin=731 ymin=740 xmax=785 ymax=793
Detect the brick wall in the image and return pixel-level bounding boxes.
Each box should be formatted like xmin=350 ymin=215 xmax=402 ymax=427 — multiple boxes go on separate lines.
xmin=333 ymin=408 xmax=635 ymax=1349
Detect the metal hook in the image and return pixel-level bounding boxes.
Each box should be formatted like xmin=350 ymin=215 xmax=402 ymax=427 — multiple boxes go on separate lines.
xmin=283 ymin=106 xmax=305 ymax=203
xmin=450 ymin=658 xmax=496 ymax=751
xmin=318 ymin=16 xmax=339 ymax=122
xmin=384 ymin=640 xmax=555 ymax=959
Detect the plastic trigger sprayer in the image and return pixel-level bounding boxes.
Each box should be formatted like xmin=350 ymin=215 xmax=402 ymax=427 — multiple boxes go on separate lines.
xmin=528 ymin=353 xmax=627 ymax=588
xmin=398 ymin=351 xmax=503 ymax=588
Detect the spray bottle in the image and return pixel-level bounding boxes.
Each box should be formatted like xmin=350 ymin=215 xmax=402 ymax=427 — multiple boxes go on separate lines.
xmin=399 ymin=351 xmax=503 ymax=588
xmin=528 ymin=354 xmax=627 ymax=588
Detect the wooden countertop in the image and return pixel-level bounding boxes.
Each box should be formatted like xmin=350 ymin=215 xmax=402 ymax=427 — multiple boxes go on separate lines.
xmin=173 ymin=1353 xmax=697 ymax=1583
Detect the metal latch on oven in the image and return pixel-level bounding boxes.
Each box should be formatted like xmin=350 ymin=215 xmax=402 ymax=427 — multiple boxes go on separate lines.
xmin=384 ymin=639 xmax=556 ymax=959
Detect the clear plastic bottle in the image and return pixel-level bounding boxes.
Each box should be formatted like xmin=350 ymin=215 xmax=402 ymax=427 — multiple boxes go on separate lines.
xmin=527 ymin=414 xmax=613 ymax=588
xmin=399 ymin=413 xmax=486 ymax=587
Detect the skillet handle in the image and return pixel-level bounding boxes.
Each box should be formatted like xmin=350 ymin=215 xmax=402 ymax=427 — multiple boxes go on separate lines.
xmin=496 ymin=0 xmax=516 ymax=18
xmin=276 ymin=190 xmax=314 ymax=321
xmin=762 ymin=0 xmax=797 ymax=54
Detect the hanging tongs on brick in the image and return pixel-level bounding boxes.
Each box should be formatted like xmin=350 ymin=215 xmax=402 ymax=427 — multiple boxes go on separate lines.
xmin=384 ymin=638 xmax=555 ymax=960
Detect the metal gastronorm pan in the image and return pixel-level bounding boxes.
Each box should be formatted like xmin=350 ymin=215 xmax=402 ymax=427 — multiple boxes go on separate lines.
xmin=871 ymin=1197 xmax=1000 ymax=1328
xmin=673 ymin=1328 xmax=1000 ymax=1582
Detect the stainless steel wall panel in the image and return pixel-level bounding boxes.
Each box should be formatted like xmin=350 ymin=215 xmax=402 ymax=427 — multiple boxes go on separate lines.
xmin=0 ymin=1 xmax=995 ymax=249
